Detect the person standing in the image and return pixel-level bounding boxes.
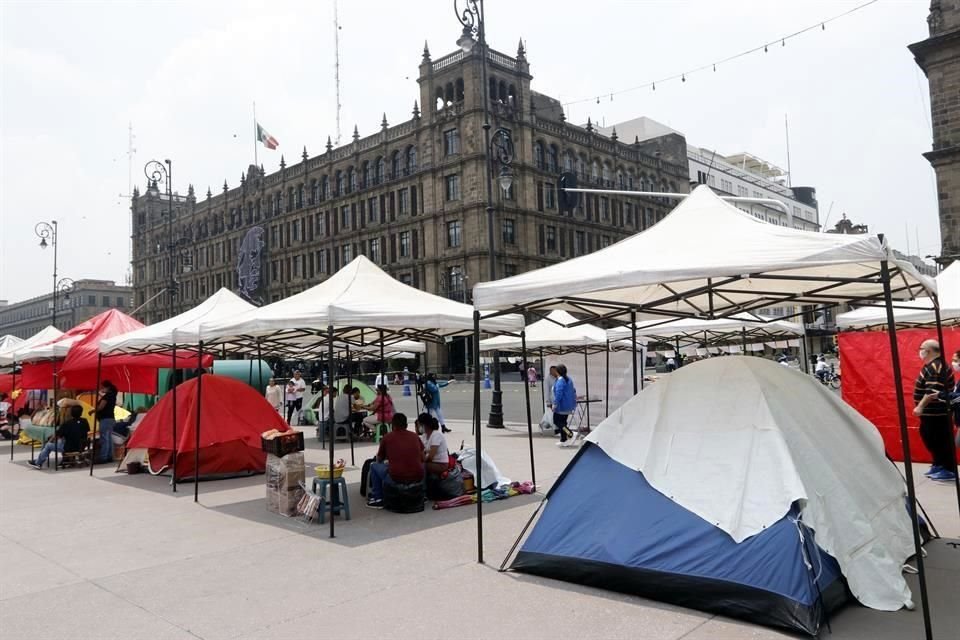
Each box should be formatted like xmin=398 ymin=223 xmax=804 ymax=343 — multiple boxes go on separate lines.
xmin=666 ymin=356 xmax=677 ymax=372
xmin=94 ymin=380 xmax=118 ymax=463
xmin=374 ymin=370 xmax=390 ymax=389
xmin=284 ymin=380 xmax=298 ymax=425
xmin=553 ymin=364 xmax=577 ymax=447
xmin=912 ymin=340 xmax=956 ymax=482
xmin=289 ymin=370 xmax=306 ymax=425
xmin=527 ymin=364 xmax=538 ymax=388
xmin=264 ymin=378 xmax=283 ymax=415
xmin=423 ymin=373 xmax=453 ymax=434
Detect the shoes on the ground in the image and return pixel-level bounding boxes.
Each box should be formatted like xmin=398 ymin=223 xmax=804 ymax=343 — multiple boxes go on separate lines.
xmin=556 ymin=440 xmax=576 ymax=448
xmin=928 ymin=469 xmax=957 ymax=482
xmin=441 ymin=426 xmax=451 ymax=433
xmin=366 ymin=498 xmax=384 ymax=509
xmin=28 ymin=460 xmax=41 ymax=469
xmin=924 ymin=465 xmax=943 ymax=477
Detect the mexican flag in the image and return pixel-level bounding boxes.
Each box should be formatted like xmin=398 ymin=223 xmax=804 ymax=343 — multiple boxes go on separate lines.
xmin=257 ymin=123 xmax=279 ymax=150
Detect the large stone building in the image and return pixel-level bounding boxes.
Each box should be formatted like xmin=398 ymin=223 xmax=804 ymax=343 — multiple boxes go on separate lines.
xmin=0 ymin=279 xmax=132 ymax=339
xmin=600 ymin=117 xmax=820 ymax=232
xmin=131 ymin=39 xmax=689 ymax=372
xmin=910 ymin=0 xmax=960 ymax=263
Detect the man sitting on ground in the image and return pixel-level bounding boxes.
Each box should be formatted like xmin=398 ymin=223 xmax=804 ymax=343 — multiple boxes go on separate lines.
xmin=29 ymin=405 xmax=89 ymax=469
xmin=367 ymin=413 xmax=424 ymax=509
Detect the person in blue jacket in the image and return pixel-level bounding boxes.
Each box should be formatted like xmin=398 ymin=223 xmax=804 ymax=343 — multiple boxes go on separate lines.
xmin=552 ymin=364 xmax=577 ymax=447
xmin=422 ymin=373 xmax=454 ymax=433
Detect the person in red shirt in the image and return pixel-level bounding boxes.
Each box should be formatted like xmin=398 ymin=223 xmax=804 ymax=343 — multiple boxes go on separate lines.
xmin=367 ymin=412 xmax=423 ymax=509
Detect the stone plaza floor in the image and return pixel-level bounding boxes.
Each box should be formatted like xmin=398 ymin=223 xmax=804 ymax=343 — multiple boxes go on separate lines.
xmin=1 ymin=409 xmax=958 ymax=640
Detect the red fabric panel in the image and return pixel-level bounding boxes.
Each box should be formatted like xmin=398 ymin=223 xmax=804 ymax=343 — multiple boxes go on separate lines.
xmin=839 ymin=327 xmax=960 ymax=462
xmin=0 ymin=374 xmax=27 ymax=412
xmin=19 ymin=362 xmax=55 ymax=390
xmin=130 ymin=375 xmax=289 ymax=479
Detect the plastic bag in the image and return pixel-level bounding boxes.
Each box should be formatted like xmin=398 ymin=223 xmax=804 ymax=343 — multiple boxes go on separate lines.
xmin=458 ymin=447 xmax=510 ymax=490
xmin=539 ymin=409 xmax=555 ymax=430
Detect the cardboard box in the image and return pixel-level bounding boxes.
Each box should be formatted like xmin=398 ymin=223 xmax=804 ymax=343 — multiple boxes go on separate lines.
xmin=266 ymin=452 xmax=305 ymax=491
xmin=266 ymin=484 xmax=304 ymax=517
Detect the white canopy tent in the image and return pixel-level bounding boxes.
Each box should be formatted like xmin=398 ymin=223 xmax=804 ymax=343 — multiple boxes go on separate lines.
xmin=837 ymin=260 xmax=960 ymax=329
xmin=473 ymin=186 xmax=934 ymax=320
xmin=608 ymin=313 xmax=804 ymax=346
xmin=472 ymin=186 xmax=943 ymax=636
xmin=3 ymin=326 xmax=72 ymax=363
xmin=199 ymin=256 xmax=524 ymax=350
xmin=0 ymin=335 xmax=23 ymax=360
xmin=478 ymin=310 xmax=608 ymax=353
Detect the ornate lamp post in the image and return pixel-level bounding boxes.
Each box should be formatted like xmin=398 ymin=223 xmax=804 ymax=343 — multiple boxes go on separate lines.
xmin=455 ymin=0 xmax=515 ymax=428
xmin=144 ymin=159 xmax=176 ymax=322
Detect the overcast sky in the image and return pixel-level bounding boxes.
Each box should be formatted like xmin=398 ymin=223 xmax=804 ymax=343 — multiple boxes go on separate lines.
xmin=0 ymin=0 xmax=942 ymax=304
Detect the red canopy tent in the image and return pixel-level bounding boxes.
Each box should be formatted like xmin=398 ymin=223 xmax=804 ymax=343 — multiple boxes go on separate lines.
xmin=19 ymin=309 xmax=210 ymax=393
xmin=127 ymin=375 xmax=290 ymax=480
xmin=0 ymin=374 xmax=27 ymax=413
xmin=839 ymin=326 xmax=960 ymax=462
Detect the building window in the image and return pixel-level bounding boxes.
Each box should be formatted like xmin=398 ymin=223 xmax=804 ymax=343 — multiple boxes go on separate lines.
xmin=447 ymin=266 xmax=464 ymax=300
xmin=503 ymin=264 xmax=517 ymax=277
xmin=445 ymin=174 xmax=460 ymax=201
xmin=444 ymin=128 xmax=460 ymax=156
xmin=447 ymin=220 xmax=462 ymax=248
xmin=87 ymin=295 xmax=96 ymax=306
xmin=502 ymin=218 xmax=515 ymax=244
xmin=399 ymin=188 xmax=409 ymax=215
xmin=546 ymin=226 xmax=557 ymax=252
xmin=340 ymin=205 xmax=350 ymax=230
xmin=375 ymin=158 xmax=385 ymax=184
xmin=399 ymin=273 xmax=413 ymax=286
xmin=342 ymin=244 xmax=352 ymax=263
xmin=102 ymin=295 xmax=110 ymax=307
xmin=293 ymin=255 xmax=302 ymax=278
xmin=407 ymin=146 xmax=417 ymax=172
xmin=369 ymin=238 xmax=381 ymax=264
xmin=601 ymin=235 xmax=611 ymax=248
xmin=600 ymin=197 xmax=609 ymax=221
xmin=400 ymin=231 xmax=411 ymax=257
xmin=534 ymin=142 xmax=544 ymax=169
xmin=368 ymin=197 xmax=379 ymax=222
xmin=545 ymin=183 xmax=556 ymax=210
xmin=575 ymin=230 xmax=586 ymax=256
xmin=536 ymin=182 xmax=544 ymax=211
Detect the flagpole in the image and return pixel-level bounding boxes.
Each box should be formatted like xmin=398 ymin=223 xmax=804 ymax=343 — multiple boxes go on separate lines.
xmin=253 ymin=101 xmax=259 ymax=169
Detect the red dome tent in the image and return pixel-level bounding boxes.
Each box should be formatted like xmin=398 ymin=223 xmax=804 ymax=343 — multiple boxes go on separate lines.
xmin=127 ymin=375 xmax=290 ymax=481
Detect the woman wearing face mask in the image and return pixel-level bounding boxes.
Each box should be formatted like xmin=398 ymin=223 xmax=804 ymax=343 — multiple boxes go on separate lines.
xmin=912 ymin=341 xmax=956 ymax=482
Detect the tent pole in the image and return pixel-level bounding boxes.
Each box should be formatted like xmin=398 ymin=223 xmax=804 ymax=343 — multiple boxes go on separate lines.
xmin=473 ymin=310 xmax=483 ymax=563
xmin=605 ymin=339 xmax=610 ymax=417
xmin=880 ymin=260 xmax=933 ymax=640
xmin=931 ymin=295 xmax=960 ymax=518
xmin=247 ymin=358 xmax=253 ymax=386
xmin=171 ymin=343 xmax=178 ymax=493
xmin=51 ymin=357 xmax=58 ymax=471
xmin=88 ymin=354 xmax=102 ymax=477
xmin=675 ymin=337 xmax=681 ymax=368
xmin=256 ymin=340 xmax=263 ymax=393
xmin=521 ymin=330 xmax=536 ymax=491
xmin=327 ymin=325 xmax=336 ymax=539
xmin=346 ymin=345 xmax=354 ymax=467
xmin=583 ymin=346 xmax=591 ymax=430
xmin=194 ymin=341 xmax=203 ymax=503
xmin=539 ymin=348 xmax=545 ymax=411
xmin=10 ymin=360 xmax=16 ymax=461
xmin=631 ymin=310 xmax=638 ymax=395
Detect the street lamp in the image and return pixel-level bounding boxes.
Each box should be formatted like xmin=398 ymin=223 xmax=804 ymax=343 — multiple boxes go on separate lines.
xmin=455 ymin=0 xmax=512 ymax=428
xmin=144 ymin=159 xmax=176 ymax=322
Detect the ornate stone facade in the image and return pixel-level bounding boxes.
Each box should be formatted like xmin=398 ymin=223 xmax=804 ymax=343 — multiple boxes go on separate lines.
xmin=131 ymin=40 xmax=688 ymax=372
xmin=910 ymin=0 xmax=960 ymax=262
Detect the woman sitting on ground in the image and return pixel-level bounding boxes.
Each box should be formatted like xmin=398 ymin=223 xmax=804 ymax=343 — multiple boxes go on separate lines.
xmin=419 ymin=413 xmax=450 ymax=477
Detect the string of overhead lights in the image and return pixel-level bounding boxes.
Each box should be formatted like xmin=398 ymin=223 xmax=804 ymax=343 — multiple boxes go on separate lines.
xmin=562 ymin=0 xmax=880 ymax=107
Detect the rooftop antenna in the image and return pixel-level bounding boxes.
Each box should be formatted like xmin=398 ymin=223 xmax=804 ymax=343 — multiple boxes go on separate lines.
xmin=118 ymin=122 xmax=137 ymax=284
xmin=333 ymin=0 xmax=342 ymax=145
xmin=784 ymin=113 xmax=792 ymax=188
xmin=820 ymin=201 xmax=834 ymax=232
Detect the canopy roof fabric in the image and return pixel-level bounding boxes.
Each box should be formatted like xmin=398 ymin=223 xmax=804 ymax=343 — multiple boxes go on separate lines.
xmin=199 ymin=256 xmax=524 ymax=348
xmin=837 ymin=260 xmax=960 ymax=329
xmin=479 ymin=310 xmax=608 ymax=353
xmin=472 ymin=186 xmax=934 ymax=321
xmin=607 ymin=313 xmax=804 ymax=347
xmin=0 ymin=326 xmax=63 ymax=365
xmin=585 ymin=356 xmax=914 ymax=611
xmin=6 ymin=325 xmax=72 ymax=363
xmin=0 ymin=335 xmax=23 ymax=357
xmin=100 ymin=288 xmax=256 ymax=354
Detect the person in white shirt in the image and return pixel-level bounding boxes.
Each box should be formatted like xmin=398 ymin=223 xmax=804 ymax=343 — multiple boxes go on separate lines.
xmin=374 ymin=371 xmax=389 ymax=389
xmin=815 ymin=356 xmax=830 ymax=382
xmin=286 ymin=371 xmax=307 ymax=425
xmin=418 ymin=413 xmax=449 ymax=477
xmin=264 ymin=378 xmax=283 ymax=415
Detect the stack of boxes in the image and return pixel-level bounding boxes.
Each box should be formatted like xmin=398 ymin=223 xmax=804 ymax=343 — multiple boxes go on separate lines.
xmin=265 ymin=452 xmax=305 ymax=516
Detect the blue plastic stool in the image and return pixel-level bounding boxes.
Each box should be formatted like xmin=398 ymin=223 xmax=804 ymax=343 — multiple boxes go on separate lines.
xmin=312 ymin=476 xmax=351 ymax=524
